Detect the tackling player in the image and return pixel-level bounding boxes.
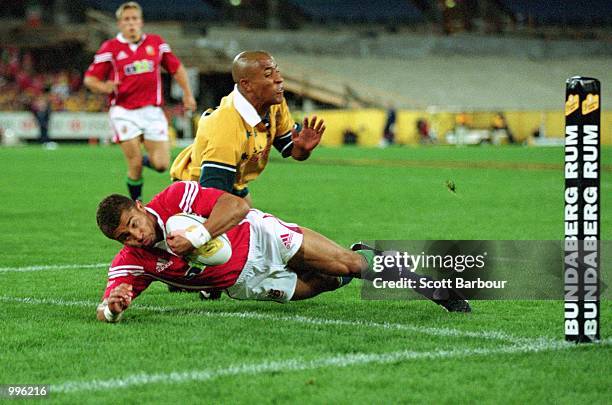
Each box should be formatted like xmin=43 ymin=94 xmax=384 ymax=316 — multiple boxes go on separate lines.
xmin=84 ymin=1 xmax=196 ymax=201
xmin=95 ymin=182 xmax=471 ymax=323
xmin=170 ymin=51 xmax=324 ymax=207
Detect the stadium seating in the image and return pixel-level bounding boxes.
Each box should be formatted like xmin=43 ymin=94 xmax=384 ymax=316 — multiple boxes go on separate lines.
xmin=274 ymin=52 xmax=612 ymax=111
xmin=288 ymin=0 xmax=424 ymax=24
xmin=500 ymin=0 xmax=612 ymax=26
xmin=82 ymin=0 xmax=218 ymax=21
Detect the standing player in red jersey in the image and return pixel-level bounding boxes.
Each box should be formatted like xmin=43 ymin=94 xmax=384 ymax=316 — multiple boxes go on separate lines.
xmin=94 ymin=182 xmax=471 ymax=323
xmin=84 ymin=2 xmax=196 ymax=201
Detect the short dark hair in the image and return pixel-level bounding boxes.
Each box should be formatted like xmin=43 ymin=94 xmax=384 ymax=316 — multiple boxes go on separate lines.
xmin=96 ymin=194 xmax=135 ymax=239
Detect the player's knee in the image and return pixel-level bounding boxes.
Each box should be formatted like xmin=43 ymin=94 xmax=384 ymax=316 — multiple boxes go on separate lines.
xmin=150 ymin=157 xmax=169 ymax=172
xmin=151 ymin=162 xmax=168 ymax=173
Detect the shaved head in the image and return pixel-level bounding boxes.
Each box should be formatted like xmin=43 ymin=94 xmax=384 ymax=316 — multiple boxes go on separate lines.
xmin=231 ymin=50 xmax=284 ymax=114
xmin=232 ymin=51 xmax=273 ymax=83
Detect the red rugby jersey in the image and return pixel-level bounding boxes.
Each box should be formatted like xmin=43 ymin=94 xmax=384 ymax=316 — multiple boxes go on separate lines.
xmin=85 ymin=33 xmax=181 ymax=109
xmin=103 ymin=181 xmax=251 ymax=300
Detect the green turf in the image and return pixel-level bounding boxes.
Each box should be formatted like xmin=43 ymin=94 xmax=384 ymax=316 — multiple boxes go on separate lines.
xmin=0 ymin=144 xmax=610 ymax=403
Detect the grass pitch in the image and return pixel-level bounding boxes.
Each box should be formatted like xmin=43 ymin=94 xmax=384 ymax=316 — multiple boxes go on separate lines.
xmin=0 ymin=144 xmax=610 ymax=403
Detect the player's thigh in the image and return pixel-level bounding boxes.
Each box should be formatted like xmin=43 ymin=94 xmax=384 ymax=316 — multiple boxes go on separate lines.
xmin=109 ymin=106 xmax=143 ymax=143
xmin=143 ymin=139 xmax=170 ymax=167
xmin=289 ymin=227 xmax=364 ymax=276
xmin=119 ymin=137 xmax=143 ymax=163
xmin=141 ymin=106 xmax=169 ymax=142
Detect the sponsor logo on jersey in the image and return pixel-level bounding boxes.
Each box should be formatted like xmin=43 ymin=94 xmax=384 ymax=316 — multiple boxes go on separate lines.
xmin=117 ymin=51 xmax=128 ymax=60
xmin=280 ymin=233 xmax=293 ymax=249
xmin=156 ymin=258 xmax=173 ymax=273
xmin=124 ymin=59 xmax=154 ymax=75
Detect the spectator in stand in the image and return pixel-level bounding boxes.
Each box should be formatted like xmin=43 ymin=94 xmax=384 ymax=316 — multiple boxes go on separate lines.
xmin=454 ymin=112 xmax=472 ymax=146
xmin=30 ymin=94 xmax=57 ymax=149
xmin=491 ymin=112 xmax=515 ymax=144
xmin=380 ymin=105 xmax=396 ymax=147
xmin=416 ymin=118 xmax=434 ymax=144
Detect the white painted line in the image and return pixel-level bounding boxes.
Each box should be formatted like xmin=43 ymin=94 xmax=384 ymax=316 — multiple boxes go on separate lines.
xmin=0 ymin=296 xmax=96 ymax=307
xmin=51 ymin=338 xmax=609 ymax=394
xmin=0 ymin=263 xmax=107 ymax=273
xmin=198 ymin=310 xmax=529 ymax=343
xmin=0 ymin=295 xmax=545 ymax=344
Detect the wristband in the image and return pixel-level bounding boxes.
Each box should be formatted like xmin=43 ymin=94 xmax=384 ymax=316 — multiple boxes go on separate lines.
xmin=103 ymin=305 xmax=122 ymax=323
xmin=184 ymin=224 xmax=212 ymax=248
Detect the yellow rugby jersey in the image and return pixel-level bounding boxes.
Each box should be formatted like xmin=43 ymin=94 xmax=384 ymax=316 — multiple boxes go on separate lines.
xmin=170 ymin=89 xmax=296 ymax=196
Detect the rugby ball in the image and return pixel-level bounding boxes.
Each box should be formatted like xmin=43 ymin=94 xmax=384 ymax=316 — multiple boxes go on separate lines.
xmin=165 ymin=213 xmax=232 ymax=267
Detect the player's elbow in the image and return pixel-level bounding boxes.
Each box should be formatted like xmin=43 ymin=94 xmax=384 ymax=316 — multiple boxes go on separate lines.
xmin=228 ymin=192 xmax=251 ymax=218
xmin=83 ymin=76 xmax=97 ymax=92
xmin=83 ymin=75 xmax=93 ymax=88
xmin=233 ymin=194 xmax=251 ymax=218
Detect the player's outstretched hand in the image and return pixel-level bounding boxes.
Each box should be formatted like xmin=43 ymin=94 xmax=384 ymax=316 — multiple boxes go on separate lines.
xmin=167 ymin=230 xmax=195 ymax=256
xmin=108 ymin=283 xmax=132 ymax=314
xmin=292 ymin=115 xmax=325 ymax=153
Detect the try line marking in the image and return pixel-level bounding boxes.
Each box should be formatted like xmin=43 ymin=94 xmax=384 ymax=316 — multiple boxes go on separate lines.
xmin=1 ymin=295 xmax=552 ymax=344
xmin=0 ymin=263 xmax=107 ymax=273
xmin=51 ymin=338 xmax=610 ymax=394
xmin=0 ymin=256 xmax=535 ymax=273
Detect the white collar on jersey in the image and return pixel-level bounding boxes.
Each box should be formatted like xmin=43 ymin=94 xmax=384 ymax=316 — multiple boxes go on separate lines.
xmin=116 ymin=33 xmax=147 ymax=51
xmin=232 ymin=85 xmax=262 ymax=128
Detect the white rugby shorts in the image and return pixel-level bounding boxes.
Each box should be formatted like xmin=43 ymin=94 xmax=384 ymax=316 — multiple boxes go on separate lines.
xmin=109 ymin=105 xmax=168 ymax=142
xmin=226 ymin=209 xmax=303 ymax=303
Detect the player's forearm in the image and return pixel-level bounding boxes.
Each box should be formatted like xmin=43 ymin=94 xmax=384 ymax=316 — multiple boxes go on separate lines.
xmin=83 ymin=76 xmax=112 ymax=94
xmin=204 ymin=193 xmax=250 ymax=238
xmin=172 ymin=65 xmax=193 ymax=97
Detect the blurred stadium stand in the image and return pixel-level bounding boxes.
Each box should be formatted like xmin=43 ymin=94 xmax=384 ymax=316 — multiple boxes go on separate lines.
xmin=194 ymin=26 xmax=611 ymax=110
xmin=288 ymin=0 xmax=424 ymax=24
xmin=500 ymin=0 xmax=612 ymax=27
xmin=0 ymin=0 xmax=610 ymax=144
xmin=81 ymin=0 xmax=218 ymax=21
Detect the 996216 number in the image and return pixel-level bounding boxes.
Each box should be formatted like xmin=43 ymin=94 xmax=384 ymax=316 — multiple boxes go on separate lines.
xmin=1 ymin=385 xmax=49 ymax=397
